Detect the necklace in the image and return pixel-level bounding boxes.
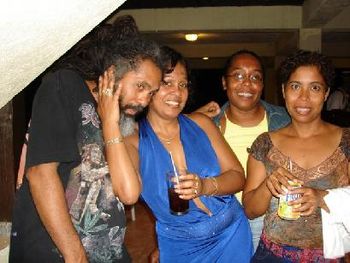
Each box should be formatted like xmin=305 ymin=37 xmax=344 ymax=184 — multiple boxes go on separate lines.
xmin=150 ymin=119 xmax=179 ymax=145
xmin=157 ymin=134 xmax=177 ymax=145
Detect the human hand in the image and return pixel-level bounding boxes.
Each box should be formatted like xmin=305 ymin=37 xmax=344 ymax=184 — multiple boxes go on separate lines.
xmin=174 ymin=171 xmax=202 ymax=200
xmin=288 ymin=187 xmax=329 ymax=216
xmin=194 ymin=101 xmax=220 ymax=118
xmin=97 ymin=67 xmax=122 ymax=126
xmin=265 ymin=167 xmax=302 ymax=198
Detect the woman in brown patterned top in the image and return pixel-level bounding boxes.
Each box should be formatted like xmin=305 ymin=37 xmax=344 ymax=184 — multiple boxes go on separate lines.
xmin=243 ymin=50 xmax=350 ymax=262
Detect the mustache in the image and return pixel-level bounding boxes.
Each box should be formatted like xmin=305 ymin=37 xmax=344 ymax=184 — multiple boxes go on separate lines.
xmin=120 ymin=104 xmax=145 ymax=116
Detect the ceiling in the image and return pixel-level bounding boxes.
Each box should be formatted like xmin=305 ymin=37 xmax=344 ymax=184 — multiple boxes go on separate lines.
xmin=115 ymin=0 xmax=350 ymax=70
xmin=142 ymin=30 xmax=298 ymax=68
xmin=120 ymin=0 xmax=305 ymax=9
xmin=113 ymin=0 xmax=350 ymax=105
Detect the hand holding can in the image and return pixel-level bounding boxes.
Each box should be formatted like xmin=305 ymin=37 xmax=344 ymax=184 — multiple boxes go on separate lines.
xmin=278 ymin=180 xmax=302 ymax=220
xmin=278 ymin=159 xmax=302 ymax=220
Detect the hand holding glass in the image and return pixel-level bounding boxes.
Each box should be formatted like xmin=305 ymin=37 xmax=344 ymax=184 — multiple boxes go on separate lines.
xmin=167 ymin=170 xmax=189 ymax=215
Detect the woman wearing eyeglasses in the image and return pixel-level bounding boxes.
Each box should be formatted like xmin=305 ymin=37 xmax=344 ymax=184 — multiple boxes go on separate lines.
xmin=213 ymin=50 xmax=291 ymax=250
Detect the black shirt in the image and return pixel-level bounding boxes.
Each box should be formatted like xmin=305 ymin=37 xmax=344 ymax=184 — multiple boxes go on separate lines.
xmin=10 ymin=69 xmax=130 ymax=263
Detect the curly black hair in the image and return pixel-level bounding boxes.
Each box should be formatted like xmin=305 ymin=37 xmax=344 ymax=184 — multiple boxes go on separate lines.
xmin=111 ymin=15 xmax=139 ymax=41
xmin=278 ymin=50 xmax=335 ymax=89
xmin=54 ymin=15 xmax=143 ymax=83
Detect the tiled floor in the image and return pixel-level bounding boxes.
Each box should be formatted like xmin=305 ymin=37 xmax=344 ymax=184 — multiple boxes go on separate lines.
xmin=124 ymin=202 xmax=157 ymax=263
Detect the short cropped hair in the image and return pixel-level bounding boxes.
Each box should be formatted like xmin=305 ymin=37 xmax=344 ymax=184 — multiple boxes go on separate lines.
xmin=278 ymin=50 xmax=335 ymax=89
xmin=223 ymin=50 xmax=265 ymax=81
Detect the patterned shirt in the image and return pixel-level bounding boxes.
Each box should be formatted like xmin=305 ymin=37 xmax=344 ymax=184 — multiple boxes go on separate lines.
xmin=249 ymin=128 xmax=350 ymax=248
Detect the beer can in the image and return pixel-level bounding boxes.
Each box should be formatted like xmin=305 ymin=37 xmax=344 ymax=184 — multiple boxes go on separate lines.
xmin=277 ymin=181 xmax=301 ymax=220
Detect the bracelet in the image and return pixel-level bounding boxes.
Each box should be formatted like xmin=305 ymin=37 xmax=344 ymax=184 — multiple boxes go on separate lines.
xmin=105 ymin=136 xmax=123 ymax=146
xmin=209 ymin=177 xmax=219 ymax=196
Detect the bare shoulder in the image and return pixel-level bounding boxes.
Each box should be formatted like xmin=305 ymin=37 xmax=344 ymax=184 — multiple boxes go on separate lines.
xmin=324 ymin=122 xmax=343 ymax=141
xmin=325 ymin=122 xmax=342 ymax=134
xmin=268 ymin=125 xmax=288 ymax=140
xmin=269 ymin=125 xmax=296 ymax=148
xmin=186 ymin=112 xmax=217 ymax=133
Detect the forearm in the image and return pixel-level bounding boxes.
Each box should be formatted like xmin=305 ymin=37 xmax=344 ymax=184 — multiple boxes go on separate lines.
xmin=27 ymin=164 xmax=86 ymax=262
xmin=201 ymin=169 xmax=245 ymax=196
xmin=243 ymin=179 xmax=272 ymax=219
xmin=103 ymin=123 xmax=141 ymax=204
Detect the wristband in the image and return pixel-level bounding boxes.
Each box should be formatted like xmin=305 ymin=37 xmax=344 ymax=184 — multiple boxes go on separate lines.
xmin=105 ymin=136 xmax=123 ymax=146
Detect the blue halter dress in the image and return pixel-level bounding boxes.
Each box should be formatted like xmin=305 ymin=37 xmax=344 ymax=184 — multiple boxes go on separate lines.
xmin=139 ymin=114 xmax=253 ymax=262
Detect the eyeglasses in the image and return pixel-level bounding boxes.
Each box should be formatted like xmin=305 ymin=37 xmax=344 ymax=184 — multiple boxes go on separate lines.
xmin=226 ymin=70 xmax=263 ymax=84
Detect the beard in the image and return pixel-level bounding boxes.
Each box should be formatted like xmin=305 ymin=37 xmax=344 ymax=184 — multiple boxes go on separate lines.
xmin=120 ymin=104 xmax=145 ymax=118
xmin=118 ymin=95 xmax=145 ymax=136
xmin=119 ymin=112 xmax=137 ymax=137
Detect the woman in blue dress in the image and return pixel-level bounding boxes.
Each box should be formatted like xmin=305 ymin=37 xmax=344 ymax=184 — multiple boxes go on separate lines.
xmin=125 ymin=46 xmax=253 ymax=262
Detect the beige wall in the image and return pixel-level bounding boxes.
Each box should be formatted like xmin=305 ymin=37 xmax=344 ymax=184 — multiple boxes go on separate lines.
xmin=0 ymin=0 xmax=126 ymax=109
xmin=116 ymin=6 xmax=302 ymax=31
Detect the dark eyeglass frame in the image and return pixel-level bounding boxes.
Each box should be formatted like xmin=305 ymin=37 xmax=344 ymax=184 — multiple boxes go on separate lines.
xmin=225 ymin=71 xmax=263 ymax=84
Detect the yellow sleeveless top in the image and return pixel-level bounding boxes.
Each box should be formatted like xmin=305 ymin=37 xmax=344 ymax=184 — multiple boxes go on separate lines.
xmin=223 ymin=112 xmax=268 ymax=203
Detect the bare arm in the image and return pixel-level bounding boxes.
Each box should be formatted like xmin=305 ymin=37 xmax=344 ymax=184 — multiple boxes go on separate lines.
xmin=27 ymin=163 xmax=87 ymax=263
xmin=186 ymin=113 xmax=245 ymax=196
xmin=192 ymin=101 xmax=220 ymax=118
xmin=97 ymin=69 xmax=141 ymax=204
xmin=242 ymin=155 xmax=272 ymax=219
xmin=243 ymin=154 xmax=302 ymax=219
xmin=103 ymin=124 xmax=141 ymax=204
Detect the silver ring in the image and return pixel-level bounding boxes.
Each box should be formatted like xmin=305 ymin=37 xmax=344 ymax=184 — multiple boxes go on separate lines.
xmin=102 ymin=88 xmax=113 ymax=97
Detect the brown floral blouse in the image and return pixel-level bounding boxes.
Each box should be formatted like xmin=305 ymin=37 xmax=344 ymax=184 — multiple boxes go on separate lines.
xmin=249 ymin=128 xmax=350 ymax=249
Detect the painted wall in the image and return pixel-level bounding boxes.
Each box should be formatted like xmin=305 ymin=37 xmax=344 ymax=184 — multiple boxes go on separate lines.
xmin=0 ymin=0 xmax=125 ymax=109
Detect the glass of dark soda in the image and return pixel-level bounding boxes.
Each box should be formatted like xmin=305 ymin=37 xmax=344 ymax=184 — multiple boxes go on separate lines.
xmin=167 ymin=170 xmax=189 ymax=215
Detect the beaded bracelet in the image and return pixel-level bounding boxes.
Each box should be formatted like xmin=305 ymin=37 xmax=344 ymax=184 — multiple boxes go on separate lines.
xmin=209 ymin=177 xmax=219 ymax=196
xmin=105 ymin=136 xmax=123 ymax=146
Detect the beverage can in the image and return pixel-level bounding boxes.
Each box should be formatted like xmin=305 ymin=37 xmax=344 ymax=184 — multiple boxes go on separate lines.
xmin=277 ymin=181 xmax=301 ymax=220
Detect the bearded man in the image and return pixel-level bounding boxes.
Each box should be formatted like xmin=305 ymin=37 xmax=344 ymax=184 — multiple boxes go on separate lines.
xmin=10 ymin=34 xmax=164 ymax=263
